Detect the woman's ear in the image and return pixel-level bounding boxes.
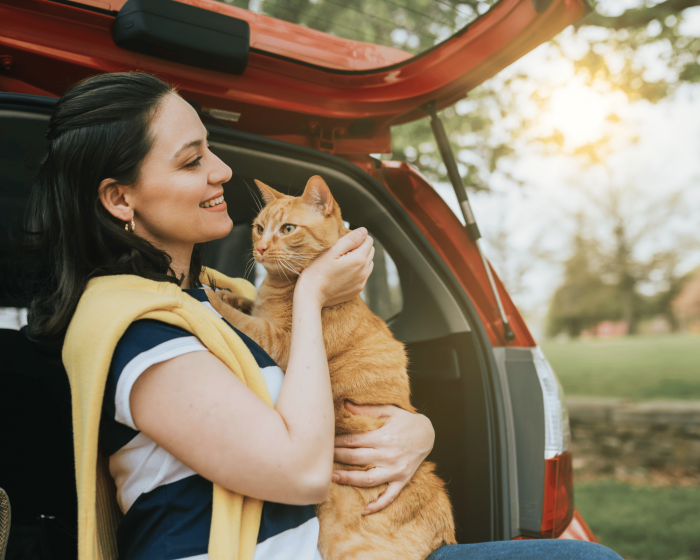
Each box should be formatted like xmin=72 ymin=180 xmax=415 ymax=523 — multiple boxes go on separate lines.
xmin=99 ymin=178 xmax=133 ymax=222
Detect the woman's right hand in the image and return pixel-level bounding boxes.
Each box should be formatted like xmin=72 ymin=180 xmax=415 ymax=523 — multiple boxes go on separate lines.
xmin=298 ymin=227 xmax=375 ymax=308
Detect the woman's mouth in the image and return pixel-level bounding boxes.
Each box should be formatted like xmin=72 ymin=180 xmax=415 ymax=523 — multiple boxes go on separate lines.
xmin=200 ymin=194 xmax=225 ymax=208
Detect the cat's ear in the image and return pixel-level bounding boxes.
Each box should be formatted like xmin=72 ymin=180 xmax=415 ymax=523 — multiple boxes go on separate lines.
xmin=254 ymin=180 xmax=285 ymax=206
xmin=301 ymin=175 xmax=334 ymax=217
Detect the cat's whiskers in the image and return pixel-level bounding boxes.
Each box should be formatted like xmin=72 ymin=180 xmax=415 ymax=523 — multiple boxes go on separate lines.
xmin=244 ymin=255 xmax=257 ymax=279
xmin=275 ymin=260 xmax=293 ymax=285
xmin=280 ymin=258 xmax=301 ymax=278
xmin=243 ymin=179 xmax=264 ymax=213
xmin=282 ymin=257 xmax=312 ymax=274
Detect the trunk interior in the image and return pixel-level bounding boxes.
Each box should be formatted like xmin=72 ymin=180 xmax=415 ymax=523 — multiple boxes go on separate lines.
xmin=0 ymin=95 xmax=510 ymax=557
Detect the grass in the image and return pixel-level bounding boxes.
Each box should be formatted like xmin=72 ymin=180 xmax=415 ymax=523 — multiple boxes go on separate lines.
xmin=575 ymin=479 xmax=700 ymax=560
xmin=540 ymin=333 xmax=700 ymax=401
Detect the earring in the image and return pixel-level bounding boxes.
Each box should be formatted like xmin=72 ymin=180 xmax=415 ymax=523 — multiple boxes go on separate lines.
xmin=124 ymin=219 xmax=135 ymax=232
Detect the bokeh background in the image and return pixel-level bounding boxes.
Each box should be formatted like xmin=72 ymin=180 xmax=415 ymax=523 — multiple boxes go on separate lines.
xmin=384 ymin=1 xmax=700 ymax=557
xmin=392 ymin=3 xmax=700 ymax=556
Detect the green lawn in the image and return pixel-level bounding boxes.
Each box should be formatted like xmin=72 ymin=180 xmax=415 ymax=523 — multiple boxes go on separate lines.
xmin=575 ymin=479 xmax=700 ymax=560
xmin=540 ymin=333 xmax=700 ymax=401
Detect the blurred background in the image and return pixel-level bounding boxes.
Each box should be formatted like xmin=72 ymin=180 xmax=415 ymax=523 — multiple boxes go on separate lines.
xmin=213 ymin=0 xmax=700 ymax=557
xmin=390 ymin=3 xmax=700 ymax=556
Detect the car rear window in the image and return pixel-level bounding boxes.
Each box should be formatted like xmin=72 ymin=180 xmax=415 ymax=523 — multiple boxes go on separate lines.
xmin=220 ymin=0 xmax=500 ymax=57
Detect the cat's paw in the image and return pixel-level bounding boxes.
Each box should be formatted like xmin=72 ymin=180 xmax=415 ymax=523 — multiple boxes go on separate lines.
xmin=219 ymin=291 xmax=256 ymax=315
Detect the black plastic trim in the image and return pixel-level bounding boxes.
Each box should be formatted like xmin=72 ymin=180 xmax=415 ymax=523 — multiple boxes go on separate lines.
xmin=113 ymin=0 xmax=250 ymax=75
xmin=47 ymin=0 xmax=117 ymax=16
xmin=0 ymin=93 xmax=57 ymax=113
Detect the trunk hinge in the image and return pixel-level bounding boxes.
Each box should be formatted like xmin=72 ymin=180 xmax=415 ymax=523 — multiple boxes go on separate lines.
xmin=309 ymin=122 xmax=344 ymax=153
xmin=423 ymin=100 xmax=515 ymax=343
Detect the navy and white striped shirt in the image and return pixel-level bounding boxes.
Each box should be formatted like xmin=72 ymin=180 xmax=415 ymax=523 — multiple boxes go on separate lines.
xmin=100 ymin=287 xmax=322 ymax=560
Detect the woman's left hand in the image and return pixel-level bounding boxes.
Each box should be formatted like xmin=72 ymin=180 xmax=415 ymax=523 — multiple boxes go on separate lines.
xmin=332 ymin=403 xmax=435 ymax=515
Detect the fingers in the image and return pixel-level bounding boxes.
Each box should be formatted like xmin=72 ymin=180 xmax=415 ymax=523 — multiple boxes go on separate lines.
xmin=332 ymin=467 xmax=391 ymax=488
xmin=353 ymin=234 xmax=375 ymax=261
xmin=363 ymin=481 xmax=403 ymax=515
xmin=328 ymin=227 xmax=368 ymax=258
xmin=334 ymin=446 xmax=379 ymax=466
xmin=334 ymin=430 xmax=379 ymax=449
xmin=362 ymin=248 xmax=375 ymax=279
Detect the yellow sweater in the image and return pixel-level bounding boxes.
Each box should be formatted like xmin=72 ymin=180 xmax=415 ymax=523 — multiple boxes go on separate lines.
xmin=62 ymin=268 xmax=270 ymax=560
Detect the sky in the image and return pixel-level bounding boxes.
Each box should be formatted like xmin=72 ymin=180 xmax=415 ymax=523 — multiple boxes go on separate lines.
xmin=430 ymin=39 xmax=700 ymax=340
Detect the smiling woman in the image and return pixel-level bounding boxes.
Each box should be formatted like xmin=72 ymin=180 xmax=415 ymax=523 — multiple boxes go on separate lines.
xmin=23 ymin=73 xmax=184 ymax=340
xmin=20 ymin=71 xmax=412 ymax=560
xmin=97 ymin=92 xmax=234 ymax=287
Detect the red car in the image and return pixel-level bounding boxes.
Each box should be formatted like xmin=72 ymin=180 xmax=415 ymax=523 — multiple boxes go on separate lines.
xmin=0 ymin=0 xmax=595 ymax=556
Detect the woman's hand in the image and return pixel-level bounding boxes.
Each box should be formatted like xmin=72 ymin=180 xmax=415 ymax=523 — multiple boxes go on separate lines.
xmin=332 ymin=403 xmax=435 ymax=515
xmin=297 ymin=228 xmax=374 ymax=308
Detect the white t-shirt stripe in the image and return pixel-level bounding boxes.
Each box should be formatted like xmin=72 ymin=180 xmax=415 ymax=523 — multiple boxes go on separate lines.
xmin=114 ymin=336 xmax=208 ymax=429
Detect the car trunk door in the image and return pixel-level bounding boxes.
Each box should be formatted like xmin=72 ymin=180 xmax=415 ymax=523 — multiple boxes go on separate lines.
xmin=0 ymin=0 xmax=589 ymax=153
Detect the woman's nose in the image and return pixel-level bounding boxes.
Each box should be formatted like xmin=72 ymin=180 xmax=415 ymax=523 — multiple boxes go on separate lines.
xmin=209 ymin=152 xmax=232 ymax=185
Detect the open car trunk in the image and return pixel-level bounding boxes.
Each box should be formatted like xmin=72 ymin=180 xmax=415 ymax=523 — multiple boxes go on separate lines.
xmin=1 ymin=89 xmax=590 ymax=557
xmin=0 ymin=92 xmax=516 ymax=554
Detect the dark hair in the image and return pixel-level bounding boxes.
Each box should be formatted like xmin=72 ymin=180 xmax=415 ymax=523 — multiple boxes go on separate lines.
xmin=24 ymin=72 xmax=205 ymax=341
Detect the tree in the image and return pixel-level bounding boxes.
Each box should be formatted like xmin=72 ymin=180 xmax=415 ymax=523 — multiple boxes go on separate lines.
xmin=593 ymin=185 xmax=694 ymax=334
xmin=570 ymin=0 xmax=700 ymax=102
xmin=671 ymin=267 xmax=700 ymax=330
xmin=546 ymin=214 xmax=621 ymax=337
xmin=652 ymin=264 xmax=696 ymax=331
xmin=547 ymin=183 xmax=698 ymax=336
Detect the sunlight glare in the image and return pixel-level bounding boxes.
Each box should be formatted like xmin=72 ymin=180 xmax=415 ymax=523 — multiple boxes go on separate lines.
xmin=542 ymin=83 xmax=613 ymax=148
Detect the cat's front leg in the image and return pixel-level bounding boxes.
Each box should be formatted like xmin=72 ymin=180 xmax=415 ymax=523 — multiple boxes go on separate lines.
xmin=208 ymin=291 xmax=290 ymax=368
xmin=217 ymin=290 xmax=255 ymax=315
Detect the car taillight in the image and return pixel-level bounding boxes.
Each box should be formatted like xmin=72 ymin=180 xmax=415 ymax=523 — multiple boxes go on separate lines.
xmin=541 ymin=451 xmax=574 ymax=537
xmin=532 ymin=348 xmax=574 ymax=537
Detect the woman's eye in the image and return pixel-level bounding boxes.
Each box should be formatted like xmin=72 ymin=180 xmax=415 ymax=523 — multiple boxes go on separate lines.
xmin=282 ymin=224 xmax=296 ymax=234
xmin=256 ymin=224 xmax=264 ymax=234
xmin=185 ymin=155 xmax=202 ymax=169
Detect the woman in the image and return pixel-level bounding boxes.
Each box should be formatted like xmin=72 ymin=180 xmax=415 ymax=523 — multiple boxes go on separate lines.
xmin=26 ymin=72 xmax=621 ymax=560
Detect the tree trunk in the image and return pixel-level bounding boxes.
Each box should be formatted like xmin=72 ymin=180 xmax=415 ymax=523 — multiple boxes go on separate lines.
xmin=621 ymin=284 xmax=637 ymax=335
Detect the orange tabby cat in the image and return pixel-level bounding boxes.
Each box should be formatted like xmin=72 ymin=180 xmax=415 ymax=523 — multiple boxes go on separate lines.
xmin=209 ymin=175 xmax=456 ymax=560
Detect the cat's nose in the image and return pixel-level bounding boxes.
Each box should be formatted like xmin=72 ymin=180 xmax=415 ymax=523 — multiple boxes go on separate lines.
xmin=257 ymin=244 xmax=267 ymax=256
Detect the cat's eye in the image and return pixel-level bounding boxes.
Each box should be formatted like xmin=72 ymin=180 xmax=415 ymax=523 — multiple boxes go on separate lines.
xmin=256 ymin=224 xmax=264 ymax=234
xmin=281 ymin=224 xmax=297 ymax=235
